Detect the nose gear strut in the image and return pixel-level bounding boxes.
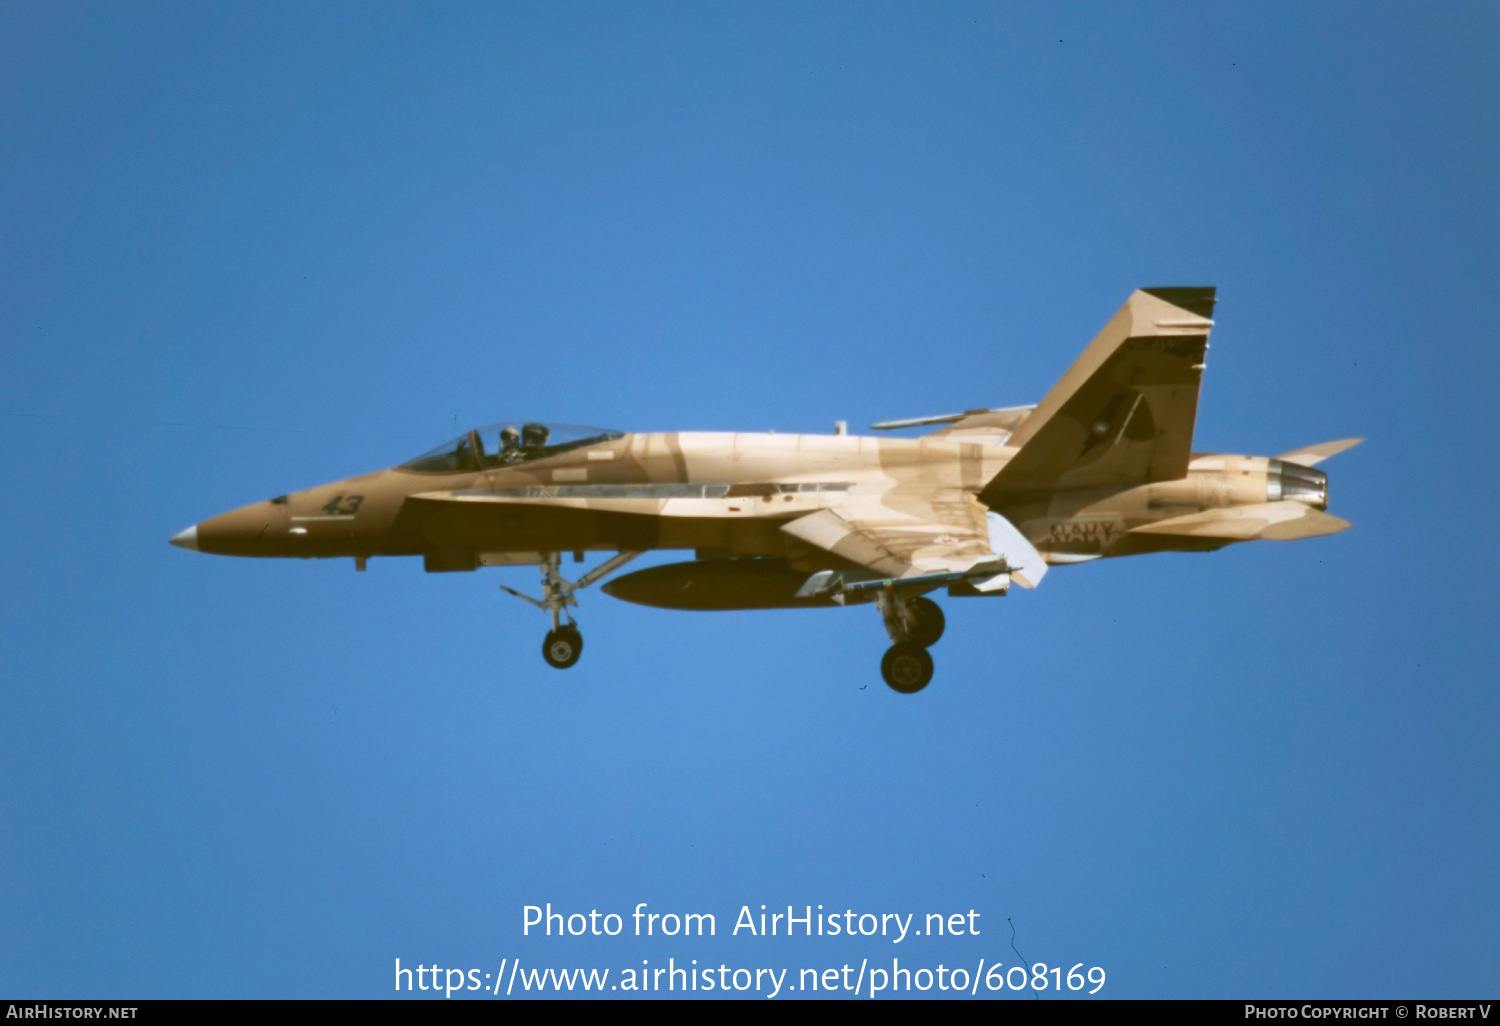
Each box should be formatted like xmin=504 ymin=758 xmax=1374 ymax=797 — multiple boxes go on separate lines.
xmin=499 ymin=551 xmax=642 ymax=669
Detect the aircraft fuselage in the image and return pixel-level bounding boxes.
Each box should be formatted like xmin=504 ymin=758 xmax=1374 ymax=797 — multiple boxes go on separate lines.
xmin=181 ymin=430 xmax=1316 ymax=569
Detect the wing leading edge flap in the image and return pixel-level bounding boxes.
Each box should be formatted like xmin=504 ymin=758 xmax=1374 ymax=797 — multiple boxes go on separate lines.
xmin=779 ymin=508 xmax=911 ymax=579
xmin=779 ymin=495 xmax=1047 ymax=590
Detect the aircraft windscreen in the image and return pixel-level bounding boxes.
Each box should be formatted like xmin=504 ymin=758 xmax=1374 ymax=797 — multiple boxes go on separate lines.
xmin=399 ymin=422 xmax=623 ymax=473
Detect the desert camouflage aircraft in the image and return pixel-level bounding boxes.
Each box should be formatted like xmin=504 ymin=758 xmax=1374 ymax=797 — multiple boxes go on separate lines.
xmin=170 ymin=287 xmax=1358 ymax=692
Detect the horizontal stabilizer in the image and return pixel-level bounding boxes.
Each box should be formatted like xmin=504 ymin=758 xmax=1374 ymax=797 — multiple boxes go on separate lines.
xmin=1129 ymin=501 xmax=1351 ymax=541
xmin=1275 ymin=438 xmax=1364 ymax=467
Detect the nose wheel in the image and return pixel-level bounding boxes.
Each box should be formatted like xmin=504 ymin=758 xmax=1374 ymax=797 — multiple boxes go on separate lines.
xmin=542 ymin=625 xmax=583 ymax=669
xmin=499 ymin=551 xmax=641 ymax=670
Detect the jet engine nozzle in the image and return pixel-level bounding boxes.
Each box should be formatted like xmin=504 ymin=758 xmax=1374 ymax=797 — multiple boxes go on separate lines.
xmin=1266 ymin=459 xmax=1328 ymax=510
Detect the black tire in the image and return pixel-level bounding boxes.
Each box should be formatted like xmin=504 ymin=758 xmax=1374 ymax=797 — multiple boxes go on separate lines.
xmin=542 ymin=627 xmax=583 ymax=669
xmin=908 ymin=596 xmax=946 ymax=647
xmin=881 ymin=642 xmax=934 ymax=694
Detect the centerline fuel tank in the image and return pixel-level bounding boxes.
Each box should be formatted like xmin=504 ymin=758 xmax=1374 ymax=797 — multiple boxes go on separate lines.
xmin=601 ymin=558 xmax=841 ymax=610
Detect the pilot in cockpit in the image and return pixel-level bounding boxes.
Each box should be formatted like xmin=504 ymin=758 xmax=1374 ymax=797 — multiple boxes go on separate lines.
xmin=521 ymin=423 xmax=550 ymax=454
xmin=499 ymin=425 xmax=522 ymax=461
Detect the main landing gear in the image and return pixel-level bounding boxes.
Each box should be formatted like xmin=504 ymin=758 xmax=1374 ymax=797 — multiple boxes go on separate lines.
xmin=876 ymin=592 xmax=946 ymax=693
xmin=500 ymin=551 xmax=640 ymax=669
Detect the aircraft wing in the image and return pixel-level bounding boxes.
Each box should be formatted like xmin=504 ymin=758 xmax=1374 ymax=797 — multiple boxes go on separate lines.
xmin=1128 ymin=500 xmax=1351 ymax=541
xmin=780 ymin=487 xmax=1048 ymax=589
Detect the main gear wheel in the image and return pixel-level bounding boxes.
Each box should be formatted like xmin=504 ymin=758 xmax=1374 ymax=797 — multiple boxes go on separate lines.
xmin=906 ymin=596 xmax=946 ymax=647
xmin=881 ymin=642 xmax=933 ymax=693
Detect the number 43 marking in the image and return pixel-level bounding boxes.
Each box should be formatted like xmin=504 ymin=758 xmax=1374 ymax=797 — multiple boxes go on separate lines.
xmin=321 ymin=495 xmax=364 ymax=516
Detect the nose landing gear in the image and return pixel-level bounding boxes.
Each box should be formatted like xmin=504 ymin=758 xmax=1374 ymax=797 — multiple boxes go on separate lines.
xmin=542 ymin=625 xmax=583 ymax=669
xmin=875 ymin=592 xmax=944 ymax=693
xmin=500 ymin=551 xmax=641 ymax=669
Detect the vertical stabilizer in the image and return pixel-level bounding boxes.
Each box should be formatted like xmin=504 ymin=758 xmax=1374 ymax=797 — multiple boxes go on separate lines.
xmin=980 ymin=287 xmax=1215 ymax=506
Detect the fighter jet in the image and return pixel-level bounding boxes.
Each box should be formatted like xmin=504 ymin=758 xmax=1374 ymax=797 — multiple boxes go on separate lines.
xmin=170 ymin=287 xmax=1358 ymax=692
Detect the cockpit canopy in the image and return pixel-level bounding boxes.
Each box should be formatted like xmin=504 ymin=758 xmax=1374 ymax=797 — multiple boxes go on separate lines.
xmin=399 ymin=422 xmax=623 ymax=473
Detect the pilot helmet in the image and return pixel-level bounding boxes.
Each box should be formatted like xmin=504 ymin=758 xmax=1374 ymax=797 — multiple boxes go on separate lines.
xmin=521 ymin=423 xmax=550 ymax=449
xmin=500 ymin=425 xmax=521 ymax=449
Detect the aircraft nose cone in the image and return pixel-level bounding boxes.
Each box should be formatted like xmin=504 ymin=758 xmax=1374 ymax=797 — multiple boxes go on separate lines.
xmin=169 ymin=525 xmax=199 ymax=551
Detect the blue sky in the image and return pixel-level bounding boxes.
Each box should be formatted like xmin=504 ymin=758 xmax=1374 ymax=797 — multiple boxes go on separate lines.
xmin=1 ymin=1 xmax=1495 ymax=998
